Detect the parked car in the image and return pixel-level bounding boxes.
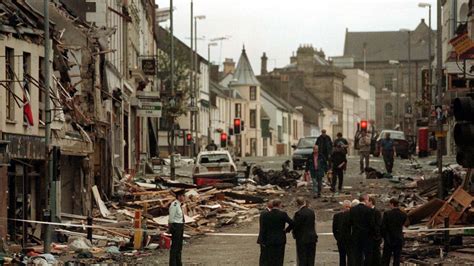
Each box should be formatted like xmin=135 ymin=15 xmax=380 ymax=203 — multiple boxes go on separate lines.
xmin=373 ymin=130 xmax=410 ymax=159
xmin=291 ymin=136 xmax=318 ymax=170
xmin=192 ymin=150 xmax=238 ymax=186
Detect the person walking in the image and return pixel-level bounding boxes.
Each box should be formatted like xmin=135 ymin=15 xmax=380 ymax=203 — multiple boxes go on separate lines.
xmin=257 ymin=200 xmax=273 ymax=266
xmin=358 ymin=131 xmax=371 ymax=174
xmin=305 ymin=145 xmax=328 ymax=198
xmin=334 ymin=132 xmax=349 ymax=154
xmin=293 ymin=197 xmax=317 ymax=266
xmin=379 ymin=132 xmax=396 ymax=175
xmin=258 ymin=199 xmax=294 ymax=266
xmin=333 ymin=200 xmax=352 ymax=266
xmin=349 ymin=194 xmax=376 ymax=266
xmin=367 ymin=197 xmax=382 ymax=266
xmin=330 ymin=143 xmax=347 ymax=193
xmin=381 ymin=198 xmax=409 ymax=266
xmin=316 ymin=129 xmax=333 ymax=163
xmin=168 ymin=190 xmax=186 ymax=266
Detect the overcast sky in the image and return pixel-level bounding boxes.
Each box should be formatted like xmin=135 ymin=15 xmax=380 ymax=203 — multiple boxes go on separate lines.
xmin=156 ymin=0 xmax=437 ymax=74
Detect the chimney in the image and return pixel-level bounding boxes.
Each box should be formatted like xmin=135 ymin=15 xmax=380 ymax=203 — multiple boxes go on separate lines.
xmin=261 ymin=52 xmax=268 ymax=75
xmin=210 ymin=64 xmax=219 ymax=82
xmin=223 ymin=58 xmax=235 ymax=75
xmin=421 ymin=18 xmax=425 ymax=24
xmin=290 ymin=52 xmax=297 ymax=64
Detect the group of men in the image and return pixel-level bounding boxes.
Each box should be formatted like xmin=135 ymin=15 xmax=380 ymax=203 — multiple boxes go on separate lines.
xmin=306 ymin=130 xmax=349 ymax=198
xmin=333 ymin=194 xmax=409 ymax=266
xmin=258 ymin=198 xmax=317 ymax=266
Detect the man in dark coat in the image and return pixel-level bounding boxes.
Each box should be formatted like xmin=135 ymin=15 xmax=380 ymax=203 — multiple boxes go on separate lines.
xmin=349 ymin=194 xmax=376 ymax=266
xmin=367 ymin=197 xmax=382 ymax=266
xmin=333 ymin=200 xmax=352 ymax=266
xmin=305 ymin=145 xmax=328 ymax=198
xmin=330 ymin=143 xmax=347 ymax=193
xmin=293 ymin=197 xmax=317 ymax=266
xmin=381 ymin=198 xmax=409 ymax=266
xmin=316 ymin=129 xmax=333 ymax=162
xmin=257 ymin=200 xmax=273 ymax=266
xmin=379 ymin=132 xmax=396 ymax=174
xmin=258 ymin=198 xmax=294 ymax=266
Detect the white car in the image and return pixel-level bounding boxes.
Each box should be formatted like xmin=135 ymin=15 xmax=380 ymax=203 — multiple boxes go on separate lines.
xmin=192 ymin=150 xmax=238 ymax=186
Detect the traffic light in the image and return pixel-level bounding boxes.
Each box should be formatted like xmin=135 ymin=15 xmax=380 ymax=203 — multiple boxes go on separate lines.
xmin=186 ymin=133 xmax=192 ymax=145
xmin=234 ymin=118 xmax=241 ymax=135
xmin=220 ymin=132 xmax=227 ymax=148
xmin=452 ymin=95 xmax=474 ymax=167
xmin=360 ymin=120 xmax=368 ymax=132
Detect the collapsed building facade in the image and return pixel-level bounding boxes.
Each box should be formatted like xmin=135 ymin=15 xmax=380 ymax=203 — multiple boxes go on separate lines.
xmin=0 ymin=0 xmax=160 ymax=245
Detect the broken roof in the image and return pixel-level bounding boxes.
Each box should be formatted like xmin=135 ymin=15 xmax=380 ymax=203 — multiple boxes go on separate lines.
xmin=0 ymin=0 xmax=46 ymax=40
xmin=232 ymin=47 xmax=260 ymax=87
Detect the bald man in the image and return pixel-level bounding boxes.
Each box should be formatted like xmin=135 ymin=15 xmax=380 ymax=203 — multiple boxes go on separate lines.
xmin=349 ymin=194 xmax=376 ymax=266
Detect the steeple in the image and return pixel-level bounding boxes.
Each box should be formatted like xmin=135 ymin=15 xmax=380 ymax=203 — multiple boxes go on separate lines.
xmin=232 ymin=46 xmax=260 ymax=86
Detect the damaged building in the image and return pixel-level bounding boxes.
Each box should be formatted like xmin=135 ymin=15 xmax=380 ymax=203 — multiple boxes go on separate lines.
xmin=0 ymin=0 xmax=160 ymax=245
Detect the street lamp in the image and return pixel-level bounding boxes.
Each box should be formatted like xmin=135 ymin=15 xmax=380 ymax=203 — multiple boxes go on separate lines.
xmin=210 ymin=36 xmax=230 ymax=68
xmin=192 ymin=14 xmax=206 ymax=156
xmin=400 ymin=28 xmax=413 ymax=133
xmin=418 ymin=2 xmax=432 ymax=101
xmin=389 ymin=60 xmax=401 ymax=129
xmin=208 ymin=42 xmax=218 ymax=143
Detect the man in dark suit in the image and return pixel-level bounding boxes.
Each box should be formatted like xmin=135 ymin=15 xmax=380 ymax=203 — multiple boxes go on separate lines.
xmin=293 ymin=197 xmax=317 ymax=266
xmin=381 ymin=198 xmax=409 ymax=266
xmin=333 ymin=200 xmax=352 ymax=266
xmin=258 ymin=200 xmax=273 ymax=266
xmin=259 ymin=198 xmax=294 ymax=266
xmin=367 ymin=197 xmax=382 ymax=266
xmin=349 ymin=194 xmax=376 ymax=266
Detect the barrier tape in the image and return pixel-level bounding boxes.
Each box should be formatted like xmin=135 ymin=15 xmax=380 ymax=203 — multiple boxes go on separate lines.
xmin=3 ymin=217 xmax=474 ymax=237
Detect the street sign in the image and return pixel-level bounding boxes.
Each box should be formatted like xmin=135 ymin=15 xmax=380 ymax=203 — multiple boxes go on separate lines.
xmin=435 ymin=105 xmax=443 ymax=121
xmin=435 ymin=131 xmax=447 ymax=138
xmin=137 ymin=101 xmax=162 ymax=117
xmin=188 ymin=106 xmax=199 ymax=112
xmin=449 ymin=33 xmax=474 ymax=58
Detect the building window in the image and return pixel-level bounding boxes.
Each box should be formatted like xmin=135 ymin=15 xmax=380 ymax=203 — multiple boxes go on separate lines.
xmin=235 ymin=103 xmax=241 ymax=118
xmin=384 ymin=74 xmax=393 ymax=90
xmin=250 ymin=109 xmax=256 ymax=128
xmin=23 ymin=52 xmax=31 ymax=125
xmin=38 ymin=57 xmax=46 ymax=123
xmin=5 ymin=47 xmax=15 ymax=121
xmin=278 ymin=125 xmax=283 ymax=142
xmin=385 ymin=103 xmax=393 ymax=116
xmin=293 ymin=120 xmax=298 ymax=140
xmin=282 ymin=117 xmax=288 ymax=133
xmin=250 ymin=86 xmax=257 ymax=100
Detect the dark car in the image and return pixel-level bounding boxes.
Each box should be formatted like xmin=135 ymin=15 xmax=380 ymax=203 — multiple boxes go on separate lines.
xmin=373 ymin=130 xmax=410 ymax=159
xmin=291 ymin=136 xmax=318 ymax=170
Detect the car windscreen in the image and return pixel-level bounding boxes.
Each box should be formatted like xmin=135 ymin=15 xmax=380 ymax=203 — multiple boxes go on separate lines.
xmin=297 ymin=137 xmax=317 ymax=149
xmin=199 ymin=154 xmax=230 ymax=164
xmin=380 ymin=131 xmax=405 ymax=140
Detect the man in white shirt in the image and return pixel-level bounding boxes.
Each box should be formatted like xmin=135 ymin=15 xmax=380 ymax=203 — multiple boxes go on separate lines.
xmin=169 ymin=189 xmax=186 ymax=266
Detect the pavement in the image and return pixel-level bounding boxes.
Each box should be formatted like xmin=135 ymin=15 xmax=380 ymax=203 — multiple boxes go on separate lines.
xmin=144 ymin=154 xmax=454 ymax=265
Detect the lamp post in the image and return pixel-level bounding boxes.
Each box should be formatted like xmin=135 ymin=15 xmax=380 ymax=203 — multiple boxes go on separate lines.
xmin=193 ymin=15 xmax=206 ymax=156
xmin=435 ymin=0 xmax=443 ymax=199
xmin=170 ymin=0 xmax=176 ymax=180
xmin=418 ymin=2 xmax=432 ymax=102
xmin=207 ymin=42 xmax=218 ymax=144
xmin=400 ymin=28 xmax=412 ymax=132
xmin=389 ymin=60 xmax=400 ymax=129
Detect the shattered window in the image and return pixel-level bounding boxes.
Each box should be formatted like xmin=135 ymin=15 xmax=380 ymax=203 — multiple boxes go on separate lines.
xmin=5 ymin=47 xmax=15 ymax=121
xmin=38 ymin=57 xmax=46 ymax=124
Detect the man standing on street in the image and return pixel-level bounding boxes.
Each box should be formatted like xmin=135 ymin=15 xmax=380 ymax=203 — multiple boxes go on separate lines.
xmin=381 ymin=198 xmax=409 ymax=266
xmin=205 ymin=140 xmax=218 ymax=151
xmin=257 ymin=200 xmax=273 ymax=266
xmin=333 ymin=200 xmax=352 ymax=266
xmin=349 ymin=194 xmax=376 ymax=266
xmin=305 ymin=145 xmax=328 ymax=198
xmin=358 ymin=131 xmax=371 ymax=174
xmin=379 ymin=132 xmax=396 ymax=175
xmin=259 ymin=198 xmax=294 ymax=266
xmin=168 ymin=189 xmax=186 ymax=266
xmin=316 ymin=129 xmax=333 ymax=164
xmin=330 ymin=143 xmax=347 ymax=193
xmin=334 ymin=132 xmax=349 ymax=154
xmin=367 ymin=197 xmax=382 ymax=266
xmin=293 ymin=197 xmax=317 ymax=266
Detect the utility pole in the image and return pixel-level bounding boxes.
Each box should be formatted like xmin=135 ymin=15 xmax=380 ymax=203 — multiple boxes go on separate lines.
xmin=408 ymin=30 xmax=412 ymax=132
xmin=189 ymin=0 xmax=194 ymax=158
xmin=436 ymin=0 xmax=444 ymax=198
xmin=170 ymin=0 xmax=176 ymax=180
xmin=194 ymin=17 xmax=198 ymax=156
xmin=43 ymin=0 xmax=54 ymax=253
